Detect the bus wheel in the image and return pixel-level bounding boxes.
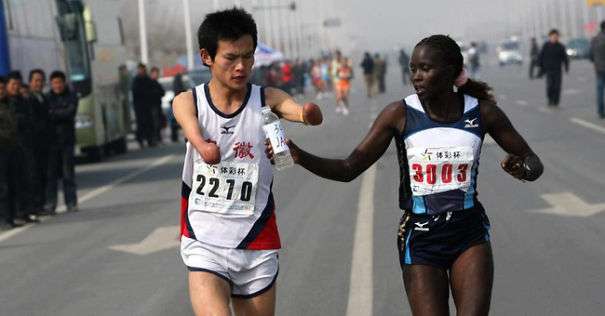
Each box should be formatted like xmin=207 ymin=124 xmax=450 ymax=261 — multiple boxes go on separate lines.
xmin=85 ymin=146 xmax=104 ymax=162
xmin=114 ymin=138 xmax=128 ymax=154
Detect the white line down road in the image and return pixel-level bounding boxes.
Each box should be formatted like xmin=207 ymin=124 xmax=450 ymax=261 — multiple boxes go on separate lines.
xmin=346 ymin=165 xmax=376 ymax=316
xmin=109 ymin=225 xmax=180 ymax=255
xmin=570 ymin=118 xmax=605 ymax=135
xmin=527 ymin=192 xmax=605 ymax=217
xmin=0 ymin=155 xmax=175 ymax=244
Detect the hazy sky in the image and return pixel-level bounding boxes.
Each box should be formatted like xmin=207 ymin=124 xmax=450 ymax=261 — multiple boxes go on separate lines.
xmin=124 ymin=0 xmax=592 ymax=61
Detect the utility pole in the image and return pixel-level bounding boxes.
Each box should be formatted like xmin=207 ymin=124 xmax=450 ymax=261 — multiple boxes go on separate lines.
xmin=183 ymin=0 xmax=194 ymax=70
xmin=138 ymin=0 xmax=148 ymax=64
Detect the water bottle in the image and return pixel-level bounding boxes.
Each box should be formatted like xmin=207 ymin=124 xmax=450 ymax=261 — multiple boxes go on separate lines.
xmin=261 ymin=107 xmax=294 ymax=170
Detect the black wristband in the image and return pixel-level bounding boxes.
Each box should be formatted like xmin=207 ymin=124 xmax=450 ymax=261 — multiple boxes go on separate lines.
xmin=521 ymin=154 xmax=543 ymax=181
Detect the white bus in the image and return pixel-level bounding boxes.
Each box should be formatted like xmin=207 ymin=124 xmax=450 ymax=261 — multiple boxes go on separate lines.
xmin=2 ymin=0 xmax=129 ymax=160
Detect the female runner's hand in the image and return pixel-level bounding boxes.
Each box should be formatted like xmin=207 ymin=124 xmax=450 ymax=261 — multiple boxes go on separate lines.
xmin=265 ymin=139 xmax=301 ymax=165
xmin=500 ymin=154 xmax=525 ymax=181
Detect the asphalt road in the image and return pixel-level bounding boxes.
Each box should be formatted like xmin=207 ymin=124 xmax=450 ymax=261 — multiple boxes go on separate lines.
xmin=1 ymin=58 xmax=604 ymax=316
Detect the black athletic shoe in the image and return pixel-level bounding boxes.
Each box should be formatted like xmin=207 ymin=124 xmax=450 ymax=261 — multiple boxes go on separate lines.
xmin=7 ymin=219 xmax=25 ymax=228
xmin=37 ymin=209 xmax=57 ymax=216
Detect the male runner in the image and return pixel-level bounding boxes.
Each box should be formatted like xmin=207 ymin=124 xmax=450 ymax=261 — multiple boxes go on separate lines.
xmin=172 ymin=8 xmax=322 ymax=316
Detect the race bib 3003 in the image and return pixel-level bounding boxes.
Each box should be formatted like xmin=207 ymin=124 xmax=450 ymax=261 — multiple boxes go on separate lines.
xmin=407 ymin=146 xmax=474 ymax=196
xmin=189 ymin=160 xmax=259 ymax=217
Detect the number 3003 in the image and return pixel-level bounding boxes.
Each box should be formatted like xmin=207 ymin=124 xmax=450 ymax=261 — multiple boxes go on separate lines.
xmin=411 ymin=163 xmax=469 ymax=184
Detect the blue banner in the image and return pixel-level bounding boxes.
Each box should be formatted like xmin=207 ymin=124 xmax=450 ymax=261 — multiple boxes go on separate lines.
xmin=0 ymin=1 xmax=10 ymax=76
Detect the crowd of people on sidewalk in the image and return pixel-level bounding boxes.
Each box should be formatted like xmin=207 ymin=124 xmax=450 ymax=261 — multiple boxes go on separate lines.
xmin=0 ymin=69 xmax=79 ymax=228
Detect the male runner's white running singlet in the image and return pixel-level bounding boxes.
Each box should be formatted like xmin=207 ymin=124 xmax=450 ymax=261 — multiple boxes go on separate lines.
xmin=180 ymin=83 xmax=281 ymax=250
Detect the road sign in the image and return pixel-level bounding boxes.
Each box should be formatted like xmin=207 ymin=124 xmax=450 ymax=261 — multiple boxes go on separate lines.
xmin=109 ymin=225 xmax=180 ymax=255
xmin=527 ymin=192 xmax=605 ymax=217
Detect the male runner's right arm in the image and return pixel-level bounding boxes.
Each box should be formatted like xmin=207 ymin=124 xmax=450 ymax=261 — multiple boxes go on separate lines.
xmin=172 ymin=91 xmax=221 ymax=164
xmin=266 ymin=102 xmax=405 ymax=182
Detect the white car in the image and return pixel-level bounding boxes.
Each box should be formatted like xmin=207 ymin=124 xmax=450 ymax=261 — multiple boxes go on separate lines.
xmin=497 ymin=40 xmax=523 ymax=66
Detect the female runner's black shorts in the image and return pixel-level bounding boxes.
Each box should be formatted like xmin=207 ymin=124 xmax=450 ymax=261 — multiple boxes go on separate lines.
xmin=397 ymin=206 xmax=491 ymax=269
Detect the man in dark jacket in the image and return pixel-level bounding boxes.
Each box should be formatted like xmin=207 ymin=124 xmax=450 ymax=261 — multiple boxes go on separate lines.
xmin=131 ymin=63 xmax=156 ymax=147
xmin=46 ymin=71 xmax=78 ymax=214
xmin=529 ymin=37 xmax=540 ymax=79
xmin=149 ymin=67 xmax=165 ymax=144
xmin=360 ymin=52 xmax=375 ymax=98
xmin=5 ymin=71 xmax=38 ymax=223
xmin=0 ymin=76 xmax=23 ymax=227
xmin=28 ymin=69 xmax=51 ymax=215
xmin=590 ymin=21 xmax=605 ymax=119
xmin=538 ymin=29 xmax=569 ymax=106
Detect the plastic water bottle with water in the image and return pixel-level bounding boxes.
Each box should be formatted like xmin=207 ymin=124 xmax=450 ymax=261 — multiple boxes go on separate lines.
xmin=262 ymin=107 xmax=294 ymax=170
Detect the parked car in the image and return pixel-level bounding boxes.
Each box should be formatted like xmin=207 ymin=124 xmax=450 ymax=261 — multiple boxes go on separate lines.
xmin=497 ymin=39 xmax=523 ymax=66
xmin=566 ymin=38 xmax=590 ymax=59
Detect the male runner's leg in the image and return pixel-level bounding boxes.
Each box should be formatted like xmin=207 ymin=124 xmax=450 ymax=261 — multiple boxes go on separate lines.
xmin=449 ymin=243 xmax=493 ymax=316
xmin=232 ymin=283 xmax=276 ymax=316
xmin=402 ymin=265 xmax=450 ymax=316
xmin=189 ymin=271 xmax=231 ymax=316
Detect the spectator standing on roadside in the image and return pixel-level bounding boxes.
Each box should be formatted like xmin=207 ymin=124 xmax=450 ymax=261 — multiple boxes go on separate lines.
xmin=360 ymin=52 xmax=375 ymax=98
xmin=131 ymin=63 xmax=156 ymax=147
xmin=28 ymin=69 xmax=51 ymax=215
xmin=529 ymin=37 xmax=540 ymax=79
xmin=6 ymin=71 xmax=38 ymax=223
xmin=468 ymin=42 xmax=481 ymax=79
xmin=374 ymin=53 xmax=387 ymax=94
xmin=537 ymin=29 xmax=569 ymax=107
xmin=149 ymin=67 xmax=165 ymax=144
xmin=46 ymin=71 xmax=79 ymax=214
xmin=590 ymin=20 xmax=605 ymax=119
xmin=398 ymin=48 xmax=410 ymax=85
xmin=0 ymin=76 xmax=22 ymax=227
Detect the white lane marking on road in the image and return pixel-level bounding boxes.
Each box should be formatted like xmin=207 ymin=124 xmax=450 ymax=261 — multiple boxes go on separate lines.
xmin=537 ymin=107 xmax=554 ymax=113
xmin=346 ymin=165 xmax=376 ymax=316
xmin=75 ymin=154 xmax=175 ymax=207
xmin=0 ymin=154 xmax=175 ymax=243
xmin=109 ymin=225 xmax=180 ymax=255
xmin=570 ymin=117 xmax=605 ymax=135
xmin=577 ymin=76 xmax=588 ymax=82
xmin=527 ymin=192 xmax=605 ymax=217
xmin=563 ymin=88 xmax=581 ymax=96
xmin=515 ymin=100 xmax=529 ymax=106
xmin=483 ymin=135 xmax=496 ymax=145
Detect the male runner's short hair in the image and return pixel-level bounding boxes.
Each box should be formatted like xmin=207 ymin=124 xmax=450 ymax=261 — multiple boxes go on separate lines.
xmin=197 ymin=8 xmax=258 ymax=65
xmin=29 ymin=69 xmax=46 ymax=82
xmin=50 ymin=70 xmax=66 ymax=82
xmin=548 ymin=29 xmax=559 ymax=36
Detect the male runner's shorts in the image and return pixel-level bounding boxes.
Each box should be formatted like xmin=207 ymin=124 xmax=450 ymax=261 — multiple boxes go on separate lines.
xmin=397 ymin=207 xmax=491 ymax=269
xmin=181 ymin=236 xmax=278 ymax=298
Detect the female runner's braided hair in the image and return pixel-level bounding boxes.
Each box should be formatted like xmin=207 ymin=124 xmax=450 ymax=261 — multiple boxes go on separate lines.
xmin=415 ymin=35 xmax=495 ymax=102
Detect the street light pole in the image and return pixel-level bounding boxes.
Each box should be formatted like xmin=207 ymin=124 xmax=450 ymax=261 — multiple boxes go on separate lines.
xmin=183 ymin=0 xmax=194 ymax=70
xmin=138 ymin=0 xmax=148 ymax=64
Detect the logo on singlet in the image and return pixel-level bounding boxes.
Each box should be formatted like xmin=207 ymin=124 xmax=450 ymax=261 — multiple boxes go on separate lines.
xmin=464 ymin=118 xmax=479 ymax=128
xmin=221 ymin=125 xmax=235 ymax=135
xmin=414 ymin=221 xmax=429 ymax=231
